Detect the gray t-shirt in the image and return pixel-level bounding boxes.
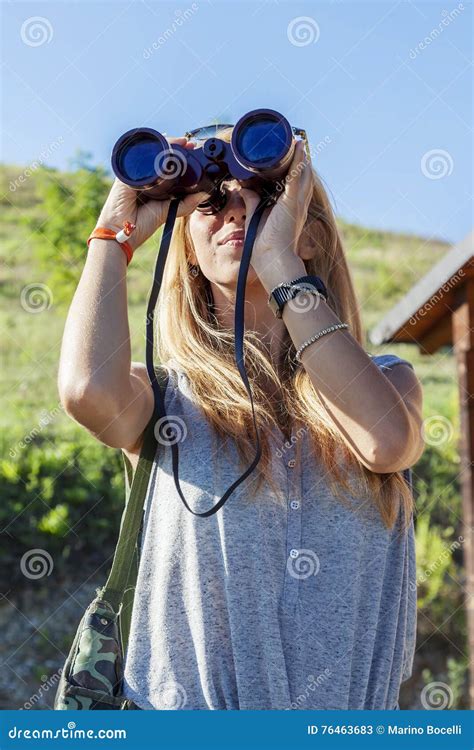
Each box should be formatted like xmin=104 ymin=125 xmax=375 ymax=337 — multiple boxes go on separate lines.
xmin=122 ymin=353 xmax=417 ymax=710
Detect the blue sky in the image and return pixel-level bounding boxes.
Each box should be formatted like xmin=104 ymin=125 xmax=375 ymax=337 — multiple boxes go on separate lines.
xmin=2 ymin=0 xmax=472 ymax=243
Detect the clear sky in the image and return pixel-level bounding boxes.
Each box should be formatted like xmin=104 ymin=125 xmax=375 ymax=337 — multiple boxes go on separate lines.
xmin=2 ymin=0 xmax=472 ymax=243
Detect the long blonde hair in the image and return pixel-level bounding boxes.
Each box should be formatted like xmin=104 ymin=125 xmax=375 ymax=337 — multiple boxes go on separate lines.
xmin=155 ymin=128 xmax=413 ymax=531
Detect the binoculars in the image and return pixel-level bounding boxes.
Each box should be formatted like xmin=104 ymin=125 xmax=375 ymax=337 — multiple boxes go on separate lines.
xmin=111 ymin=108 xmax=307 ymax=213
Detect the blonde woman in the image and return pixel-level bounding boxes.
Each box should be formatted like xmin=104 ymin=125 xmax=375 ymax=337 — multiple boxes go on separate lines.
xmin=58 ymin=130 xmax=424 ymax=711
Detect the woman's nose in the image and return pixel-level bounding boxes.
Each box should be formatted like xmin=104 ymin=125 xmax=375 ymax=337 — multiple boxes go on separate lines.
xmin=223 ymin=186 xmax=246 ymax=223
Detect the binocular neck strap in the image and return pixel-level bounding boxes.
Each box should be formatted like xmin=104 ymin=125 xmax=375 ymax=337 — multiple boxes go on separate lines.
xmin=146 ymin=195 xmax=269 ymax=517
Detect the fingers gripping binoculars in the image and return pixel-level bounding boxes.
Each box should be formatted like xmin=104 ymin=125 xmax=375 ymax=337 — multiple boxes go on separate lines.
xmin=111 ymin=108 xmax=309 ymax=212
xmin=111 ymin=109 xmax=309 ymax=518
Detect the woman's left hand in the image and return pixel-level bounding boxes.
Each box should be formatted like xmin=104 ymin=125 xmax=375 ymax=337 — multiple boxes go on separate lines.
xmin=238 ymin=139 xmax=314 ymax=271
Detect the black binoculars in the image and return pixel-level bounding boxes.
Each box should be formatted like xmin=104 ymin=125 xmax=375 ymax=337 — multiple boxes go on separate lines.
xmin=111 ymin=108 xmax=308 ymax=213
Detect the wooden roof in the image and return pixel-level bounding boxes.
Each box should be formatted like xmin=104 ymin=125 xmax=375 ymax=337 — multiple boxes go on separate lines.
xmin=369 ymin=230 xmax=474 ymax=353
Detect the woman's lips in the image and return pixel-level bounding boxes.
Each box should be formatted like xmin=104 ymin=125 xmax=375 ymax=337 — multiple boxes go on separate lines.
xmin=219 ymin=230 xmax=245 ymax=246
xmin=222 ymin=238 xmax=244 ymax=246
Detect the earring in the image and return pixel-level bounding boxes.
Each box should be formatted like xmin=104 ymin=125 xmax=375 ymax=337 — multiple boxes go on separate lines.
xmin=190 ymin=265 xmax=200 ymax=278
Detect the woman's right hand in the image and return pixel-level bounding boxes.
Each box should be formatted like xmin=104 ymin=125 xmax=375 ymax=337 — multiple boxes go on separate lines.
xmin=94 ymin=137 xmax=209 ymax=252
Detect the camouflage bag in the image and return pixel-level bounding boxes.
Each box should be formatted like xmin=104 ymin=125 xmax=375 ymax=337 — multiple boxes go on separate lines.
xmin=54 ymin=367 xmax=169 ymax=710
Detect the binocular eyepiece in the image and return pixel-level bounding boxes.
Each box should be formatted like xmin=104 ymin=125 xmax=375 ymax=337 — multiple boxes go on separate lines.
xmin=111 ymin=108 xmax=300 ymax=213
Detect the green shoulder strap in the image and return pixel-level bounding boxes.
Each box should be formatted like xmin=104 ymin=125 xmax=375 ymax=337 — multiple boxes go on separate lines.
xmin=99 ymin=364 xmax=170 ymax=655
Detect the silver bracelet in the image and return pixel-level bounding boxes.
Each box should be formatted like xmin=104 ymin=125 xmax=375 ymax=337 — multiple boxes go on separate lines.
xmin=295 ymin=323 xmax=349 ymax=363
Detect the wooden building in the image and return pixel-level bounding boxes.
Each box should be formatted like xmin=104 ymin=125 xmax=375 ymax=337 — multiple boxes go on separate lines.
xmin=369 ymin=230 xmax=474 ymax=708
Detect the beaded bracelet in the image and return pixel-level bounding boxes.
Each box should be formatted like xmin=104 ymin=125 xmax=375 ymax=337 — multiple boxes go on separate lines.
xmin=295 ymin=323 xmax=349 ymax=363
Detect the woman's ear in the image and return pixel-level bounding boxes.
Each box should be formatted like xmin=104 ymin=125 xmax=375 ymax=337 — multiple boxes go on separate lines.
xmin=297 ymin=222 xmax=319 ymax=260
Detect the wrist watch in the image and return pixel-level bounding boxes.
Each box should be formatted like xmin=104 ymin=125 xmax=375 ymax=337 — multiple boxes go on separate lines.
xmin=268 ymin=275 xmax=328 ymax=319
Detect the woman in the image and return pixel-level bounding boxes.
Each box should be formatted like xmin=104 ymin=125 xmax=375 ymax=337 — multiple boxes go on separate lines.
xmin=58 ymin=129 xmax=424 ymax=711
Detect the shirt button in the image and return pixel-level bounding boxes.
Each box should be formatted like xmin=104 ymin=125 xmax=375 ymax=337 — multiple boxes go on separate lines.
xmin=290 ymin=548 xmax=299 ymax=558
xmin=290 ymin=500 xmax=300 ymax=510
xmin=287 ymin=458 xmax=296 ymax=468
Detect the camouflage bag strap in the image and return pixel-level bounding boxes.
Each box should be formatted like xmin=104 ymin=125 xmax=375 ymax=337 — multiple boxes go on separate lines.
xmin=118 ymin=368 xmax=170 ymax=654
xmin=100 ymin=365 xmax=170 ymax=648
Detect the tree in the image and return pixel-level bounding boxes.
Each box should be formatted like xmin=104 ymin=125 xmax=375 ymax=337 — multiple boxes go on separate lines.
xmin=28 ymin=151 xmax=111 ymax=304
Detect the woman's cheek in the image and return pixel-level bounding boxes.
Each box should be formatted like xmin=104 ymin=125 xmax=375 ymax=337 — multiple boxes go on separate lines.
xmin=194 ymin=218 xmax=220 ymax=258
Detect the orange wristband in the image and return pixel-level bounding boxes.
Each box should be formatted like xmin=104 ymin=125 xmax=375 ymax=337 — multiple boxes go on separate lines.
xmin=87 ymin=222 xmax=136 ymax=265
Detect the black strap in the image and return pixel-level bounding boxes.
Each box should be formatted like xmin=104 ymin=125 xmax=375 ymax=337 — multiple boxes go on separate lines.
xmin=145 ymin=196 xmax=270 ymax=517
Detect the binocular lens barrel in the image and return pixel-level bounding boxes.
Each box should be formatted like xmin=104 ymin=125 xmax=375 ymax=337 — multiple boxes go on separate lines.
xmin=233 ymin=117 xmax=288 ymax=166
xmin=112 ymin=128 xmax=170 ymax=186
xmin=231 ymin=110 xmax=293 ymax=173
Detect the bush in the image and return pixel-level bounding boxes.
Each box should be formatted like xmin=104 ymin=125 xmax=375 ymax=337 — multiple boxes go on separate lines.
xmin=0 ymin=427 xmax=125 ymax=590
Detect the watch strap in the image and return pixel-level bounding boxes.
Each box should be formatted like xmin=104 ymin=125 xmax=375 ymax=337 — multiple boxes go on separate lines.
xmin=268 ymin=275 xmax=328 ymax=318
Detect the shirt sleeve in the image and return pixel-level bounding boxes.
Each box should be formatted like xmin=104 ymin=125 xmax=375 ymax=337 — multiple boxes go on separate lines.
xmin=367 ymin=352 xmax=415 ymax=372
xmin=368 ymin=352 xmax=417 ymax=486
